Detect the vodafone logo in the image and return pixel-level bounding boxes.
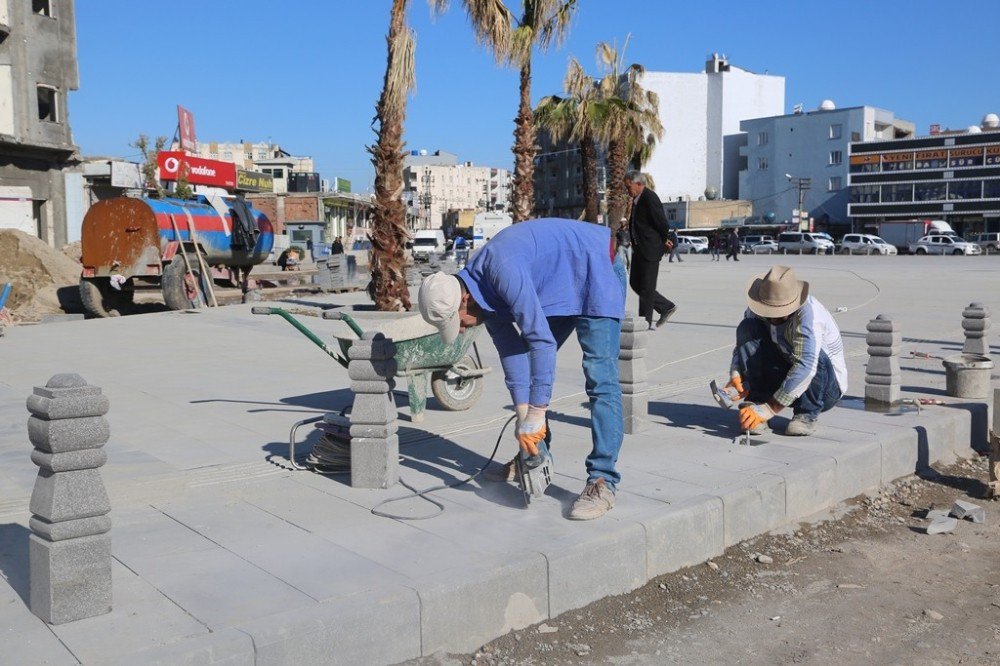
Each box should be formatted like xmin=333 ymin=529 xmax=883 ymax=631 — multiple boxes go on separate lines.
xmin=163 ymin=157 xmax=180 ymax=174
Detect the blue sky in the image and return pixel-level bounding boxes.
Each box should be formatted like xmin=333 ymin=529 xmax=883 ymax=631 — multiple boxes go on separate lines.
xmin=74 ymin=0 xmax=998 ymax=192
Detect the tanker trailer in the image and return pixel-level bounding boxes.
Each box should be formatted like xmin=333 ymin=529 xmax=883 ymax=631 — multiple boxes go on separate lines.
xmin=79 ymin=195 xmax=273 ymax=317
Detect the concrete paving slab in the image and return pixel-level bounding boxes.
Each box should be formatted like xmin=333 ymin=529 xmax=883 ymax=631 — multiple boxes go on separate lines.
xmin=112 ymin=627 xmax=255 ymax=666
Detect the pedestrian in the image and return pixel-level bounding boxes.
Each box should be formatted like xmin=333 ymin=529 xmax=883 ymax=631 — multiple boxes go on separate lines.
xmin=417 ymin=218 xmax=625 ymax=520
xmin=331 ymin=236 xmax=344 ymax=255
xmin=727 ymin=265 xmax=847 ymax=437
xmin=725 ymin=228 xmax=740 ymax=261
xmin=305 ymin=237 xmax=314 ymax=262
xmin=710 ymin=230 xmax=722 ymax=261
xmin=615 ymin=217 xmax=631 ymax=271
xmin=667 ymin=229 xmax=683 ymax=263
xmin=624 ymin=171 xmax=676 ymax=330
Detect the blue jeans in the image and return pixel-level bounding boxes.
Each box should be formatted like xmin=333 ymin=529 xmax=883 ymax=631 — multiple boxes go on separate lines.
xmin=546 ymin=315 xmax=623 ymax=490
xmin=733 ymin=318 xmax=842 ymax=418
xmin=613 ymin=252 xmax=628 ymax=297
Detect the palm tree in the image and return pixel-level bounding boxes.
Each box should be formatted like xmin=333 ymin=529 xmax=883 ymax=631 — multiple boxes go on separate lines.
xmin=368 ymin=0 xmax=416 ymax=311
xmin=595 ymin=36 xmax=663 ymax=229
xmin=439 ymin=0 xmax=578 ymax=221
xmin=534 ymin=57 xmax=601 ymax=222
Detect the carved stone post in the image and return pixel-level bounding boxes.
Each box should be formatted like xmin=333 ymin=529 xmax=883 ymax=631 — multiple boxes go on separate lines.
xmin=28 ymin=373 xmax=112 ymax=624
xmin=348 ymin=332 xmax=399 ymax=488
xmin=962 ymin=302 xmax=991 ymax=356
xmin=619 ymin=316 xmax=648 ymax=434
xmin=865 ymin=315 xmax=901 ymax=405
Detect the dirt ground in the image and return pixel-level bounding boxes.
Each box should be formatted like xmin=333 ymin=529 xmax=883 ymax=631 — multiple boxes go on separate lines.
xmin=411 ymin=455 xmax=999 ymax=666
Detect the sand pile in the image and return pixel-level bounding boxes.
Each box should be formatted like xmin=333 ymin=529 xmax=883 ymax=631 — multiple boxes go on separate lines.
xmin=0 ymin=229 xmax=82 ymax=320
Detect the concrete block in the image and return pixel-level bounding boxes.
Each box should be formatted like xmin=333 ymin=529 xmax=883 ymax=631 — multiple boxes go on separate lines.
xmin=349 ymin=379 xmax=397 ymax=394
xmin=623 ymin=395 xmax=647 ymax=434
xmin=416 ymin=555 xmax=548 ymax=655
xmin=718 ymin=474 xmax=786 ymax=547
xmin=926 ymin=515 xmax=958 ymax=534
xmin=618 ymin=359 xmax=646 ymax=384
xmin=30 ymin=514 xmax=111 ymax=541
xmin=778 ymin=456 xmax=838 ymax=520
xmin=621 ymin=380 xmax=647 ymax=395
xmin=865 ymin=384 xmax=900 ymax=404
xmin=867 ymin=347 xmax=897 ymax=357
xmin=879 ymin=427 xmax=920 ymax=482
xmin=962 ymin=318 xmax=989 ymax=332
xmin=546 ymin=523 xmax=646 ymax=617
xmin=866 ymin=315 xmax=897 ymax=332
xmin=865 ymin=355 xmax=900 ymax=376
xmin=28 ymin=416 xmax=110 ymax=453
xmin=951 ymin=500 xmax=985 ymax=523
xmin=348 ymin=393 xmax=396 ymax=425
xmin=29 ymin=468 xmax=110 ymax=522
xmin=112 ymin=628 xmax=255 ymax=666
xmin=30 ymin=533 xmax=112 ymax=624
xmin=347 ymin=337 xmax=395 ymax=362
xmin=348 ymin=422 xmax=398 ymax=439
xmin=31 ymin=448 xmax=107 ymax=472
xmin=640 ymin=495 xmax=724 ymax=578
xmin=347 ymin=360 xmax=397 ymax=381
xmin=350 ymin=435 xmax=399 ymax=489
xmin=618 ymin=348 xmax=647 ymax=360
xmin=865 ymin=331 xmax=902 ymax=347
xmin=864 ymin=373 xmax=899 ymax=386
xmin=236 ymin=586 xmax=420 ymax=666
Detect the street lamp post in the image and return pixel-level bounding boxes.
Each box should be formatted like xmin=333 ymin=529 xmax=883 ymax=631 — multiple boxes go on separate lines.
xmin=785 ymin=173 xmax=812 ymax=231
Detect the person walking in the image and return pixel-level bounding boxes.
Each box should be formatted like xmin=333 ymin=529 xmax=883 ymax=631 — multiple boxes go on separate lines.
xmin=417 ymin=219 xmax=625 ymax=520
xmin=667 ymin=230 xmax=683 ymax=263
xmin=615 ymin=218 xmax=631 ymax=271
xmin=624 ymin=171 xmax=676 ymax=330
xmin=725 ymin=228 xmax=741 ymax=262
xmin=710 ymin=230 xmax=722 ymax=261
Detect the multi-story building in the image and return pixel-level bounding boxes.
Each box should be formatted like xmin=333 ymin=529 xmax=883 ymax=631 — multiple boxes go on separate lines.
xmin=848 ymin=115 xmax=1000 ymax=236
xmin=177 ymin=141 xmax=315 ymax=194
xmin=0 ymin=0 xmax=79 ymax=246
xmin=741 ymin=104 xmax=914 ymax=230
xmin=533 ymin=129 xmax=607 ymax=220
xmin=403 ymin=150 xmax=511 ymax=230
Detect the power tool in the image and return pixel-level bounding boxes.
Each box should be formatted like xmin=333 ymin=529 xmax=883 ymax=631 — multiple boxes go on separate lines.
xmin=515 ymin=440 xmax=553 ymax=505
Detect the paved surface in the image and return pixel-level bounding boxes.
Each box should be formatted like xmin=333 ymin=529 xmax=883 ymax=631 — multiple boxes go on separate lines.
xmin=0 ymin=254 xmax=995 ymax=664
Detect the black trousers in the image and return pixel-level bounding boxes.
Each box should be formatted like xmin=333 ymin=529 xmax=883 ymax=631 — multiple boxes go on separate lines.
xmin=629 ymin=257 xmax=674 ymax=323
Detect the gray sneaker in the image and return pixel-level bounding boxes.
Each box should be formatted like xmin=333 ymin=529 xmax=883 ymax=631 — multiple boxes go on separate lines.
xmin=569 ymin=478 xmax=616 ymax=520
xmin=785 ymin=414 xmax=817 ymax=436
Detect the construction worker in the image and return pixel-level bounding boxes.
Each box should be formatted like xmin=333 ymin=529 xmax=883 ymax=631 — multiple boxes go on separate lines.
xmin=729 ymin=265 xmax=847 ymax=436
xmin=418 ymin=218 xmax=625 ymax=520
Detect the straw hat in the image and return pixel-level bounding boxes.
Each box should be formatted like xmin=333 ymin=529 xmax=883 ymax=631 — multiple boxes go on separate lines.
xmin=745 ymin=265 xmax=809 ymax=318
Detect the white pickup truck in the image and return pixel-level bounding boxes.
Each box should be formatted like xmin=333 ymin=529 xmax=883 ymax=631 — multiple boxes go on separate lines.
xmin=908 ymin=234 xmax=981 ymax=255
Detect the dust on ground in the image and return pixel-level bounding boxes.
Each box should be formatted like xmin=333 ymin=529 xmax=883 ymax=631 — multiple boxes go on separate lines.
xmin=0 ymin=229 xmax=82 ymax=321
xmin=412 ymin=455 xmax=999 ymax=665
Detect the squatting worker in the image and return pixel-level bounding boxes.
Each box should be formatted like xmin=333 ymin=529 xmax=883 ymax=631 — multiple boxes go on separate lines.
xmin=728 ymin=265 xmax=847 ymax=437
xmin=418 ymin=218 xmax=625 ymax=520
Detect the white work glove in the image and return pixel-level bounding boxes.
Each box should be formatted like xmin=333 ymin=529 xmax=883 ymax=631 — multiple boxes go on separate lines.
xmin=516 ymin=405 xmax=547 ymax=456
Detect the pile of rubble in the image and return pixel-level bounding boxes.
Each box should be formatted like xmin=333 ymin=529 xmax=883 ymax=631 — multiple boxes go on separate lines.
xmin=0 ymin=229 xmax=82 ymax=322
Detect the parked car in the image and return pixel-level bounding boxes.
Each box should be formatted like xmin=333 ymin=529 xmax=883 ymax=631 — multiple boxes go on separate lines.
xmin=908 ymin=234 xmax=982 ymax=255
xmin=740 ymin=234 xmax=774 ymax=253
xmin=838 ymin=233 xmax=897 ymax=255
xmin=970 ymin=232 xmax=1000 ymax=252
xmin=777 ymin=231 xmax=835 ymax=254
xmin=748 ymin=240 xmax=778 ymax=254
xmin=676 ymin=236 xmax=709 ymax=253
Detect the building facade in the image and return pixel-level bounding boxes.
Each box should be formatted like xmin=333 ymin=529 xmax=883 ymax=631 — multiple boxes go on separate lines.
xmin=532 ymin=130 xmax=607 ymax=221
xmin=662 ymin=199 xmax=753 ymax=230
xmin=176 ymin=141 xmax=315 ymax=194
xmin=741 ymin=105 xmax=914 ymax=230
xmin=848 ymin=115 xmax=1000 ymax=236
xmin=0 ymin=0 xmax=79 ymax=247
xmin=403 ymin=150 xmax=511 ymax=230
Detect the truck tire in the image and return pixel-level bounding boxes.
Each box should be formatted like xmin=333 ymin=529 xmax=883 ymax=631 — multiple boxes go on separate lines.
xmin=431 ymin=355 xmax=484 ymax=411
xmin=162 ymin=255 xmax=208 ymax=311
xmin=79 ymin=278 xmax=133 ymax=318
xmin=915 ymin=248 xmax=927 ymax=255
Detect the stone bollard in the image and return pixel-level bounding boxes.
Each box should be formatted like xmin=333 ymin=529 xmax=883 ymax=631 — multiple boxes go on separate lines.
xmin=619 ymin=316 xmax=647 ymax=434
xmin=348 ymin=332 xmax=399 ymax=488
xmin=27 ymin=373 xmax=112 ymax=625
xmin=989 ymin=388 xmax=1000 ymax=499
xmin=961 ymin=302 xmax=991 ymax=356
xmin=865 ymin=315 xmax=901 ymax=405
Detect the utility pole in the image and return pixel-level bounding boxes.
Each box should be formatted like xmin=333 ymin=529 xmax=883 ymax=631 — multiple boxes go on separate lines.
xmin=785 ymin=174 xmax=812 ymax=230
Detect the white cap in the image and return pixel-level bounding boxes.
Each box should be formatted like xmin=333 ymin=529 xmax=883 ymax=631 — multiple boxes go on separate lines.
xmin=417 ymin=272 xmax=462 ymax=344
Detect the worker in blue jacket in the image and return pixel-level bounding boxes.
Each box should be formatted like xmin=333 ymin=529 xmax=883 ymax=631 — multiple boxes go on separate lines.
xmin=418 ymin=218 xmax=625 ymax=520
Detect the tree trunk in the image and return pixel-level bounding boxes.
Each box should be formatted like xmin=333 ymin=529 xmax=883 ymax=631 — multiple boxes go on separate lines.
xmin=607 ymin=139 xmax=629 ymax=227
xmin=367 ymin=0 xmax=412 ymax=311
xmin=511 ymin=61 xmax=537 ymax=222
xmin=580 ymin=132 xmax=599 ymax=223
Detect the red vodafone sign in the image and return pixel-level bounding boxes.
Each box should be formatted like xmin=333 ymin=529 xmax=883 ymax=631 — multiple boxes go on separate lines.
xmin=157 ymin=151 xmax=237 ymax=189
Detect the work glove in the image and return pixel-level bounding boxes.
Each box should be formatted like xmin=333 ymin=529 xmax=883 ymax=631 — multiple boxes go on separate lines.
xmin=725 ymin=372 xmax=749 ymax=400
xmin=738 ymin=402 xmax=774 ymax=431
xmin=516 ymin=405 xmax=547 ymax=456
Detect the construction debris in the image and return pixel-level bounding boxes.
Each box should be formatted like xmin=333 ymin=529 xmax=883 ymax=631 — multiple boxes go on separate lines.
xmin=949 ymin=500 xmax=985 ymax=523
xmin=0 ymin=230 xmax=82 ymax=321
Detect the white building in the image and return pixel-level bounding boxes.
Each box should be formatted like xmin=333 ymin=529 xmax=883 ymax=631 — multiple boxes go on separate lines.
xmin=403 ymin=150 xmax=511 ymax=229
xmin=639 ymin=55 xmax=784 ymax=202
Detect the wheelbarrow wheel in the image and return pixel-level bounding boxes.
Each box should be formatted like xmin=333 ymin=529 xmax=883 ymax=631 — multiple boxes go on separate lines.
xmin=431 ymin=354 xmax=483 ymax=411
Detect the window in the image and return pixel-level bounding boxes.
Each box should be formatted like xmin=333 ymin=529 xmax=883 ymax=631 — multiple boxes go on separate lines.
xmin=948 ymin=181 xmax=982 ymax=200
xmin=850 ymin=185 xmax=879 ymax=204
xmin=828 ymin=176 xmax=842 ymax=191
xmin=883 ymin=154 xmax=913 ymax=171
xmin=33 ymin=0 xmax=52 ymax=17
xmin=36 ymin=86 xmax=57 ymax=122
xmin=829 ymin=124 xmax=842 ymax=140
xmin=914 ymin=183 xmax=946 ymax=201
xmin=882 ymin=184 xmax=913 ymax=202
xmin=757 ymin=157 xmax=768 ymax=171
xmin=223 ymin=151 xmax=233 ymax=160
xmin=985 ymin=180 xmax=1000 ymax=198
xmin=829 ymin=150 xmax=843 ymax=165
xmin=244 ymin=153 xmax=252 ymax=161
xmin=757 ymin=132 xmax=769 ymax=146
xmin=851 ymin=132 xmax=861 ymax=142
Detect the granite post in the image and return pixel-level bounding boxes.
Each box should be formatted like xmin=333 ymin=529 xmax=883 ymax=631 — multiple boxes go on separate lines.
xmin=961 ymin=302 xmax=991 ymax=356
xmin=865 ymin=315 xmax=901 ymax=405
xmin=27 ymin=373 xmax=112 ymax=625
xmin=619 ymin=316 xmax=648 ymax=434
xmin=348 ymin=332 xmax=399 ymax=488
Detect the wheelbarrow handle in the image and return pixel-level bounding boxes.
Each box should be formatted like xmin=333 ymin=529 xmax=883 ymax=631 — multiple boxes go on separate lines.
xmin=251 ymin=306 xmax=274 ymax=315
xmin=322 ymin=310 xmax=365 ymax=338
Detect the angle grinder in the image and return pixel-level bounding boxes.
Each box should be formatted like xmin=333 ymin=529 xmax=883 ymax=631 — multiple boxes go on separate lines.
xmin=515 ymin=440 xmax=553 ymax=506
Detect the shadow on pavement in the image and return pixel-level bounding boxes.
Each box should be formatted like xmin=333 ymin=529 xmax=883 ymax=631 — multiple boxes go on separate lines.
xmin=0 ymin=522 xmax=30 ymax=606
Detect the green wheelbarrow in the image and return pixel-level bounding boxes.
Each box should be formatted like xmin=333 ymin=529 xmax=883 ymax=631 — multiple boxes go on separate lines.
xmin=251 ymin=306 xmax=491 ymax=421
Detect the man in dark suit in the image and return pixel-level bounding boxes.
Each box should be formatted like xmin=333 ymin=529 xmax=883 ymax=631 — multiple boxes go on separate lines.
xmin=625 ymin=171 xmax=676 ymax=330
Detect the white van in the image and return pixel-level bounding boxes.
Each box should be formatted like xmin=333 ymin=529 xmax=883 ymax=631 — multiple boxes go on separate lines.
xmin=411 ymin=229 xmax=446 ymax=261
xmin=777 ymin=231 xmax=835 ymax=254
